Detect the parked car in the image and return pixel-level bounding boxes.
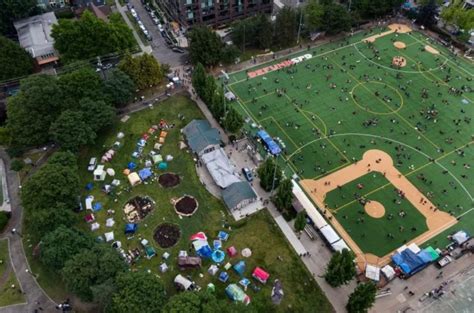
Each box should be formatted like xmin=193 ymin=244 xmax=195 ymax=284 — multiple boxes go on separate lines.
xmin=130 ymin=9 xmax=137 ymax=18
xmin=152 ymin=17 xmax=159 ymax=25
xmin=172 ymin=47 xmax=185 ymax=53
xmin=88 ymin=157 xmax=97 ymax=172
xmin=437 ymin=255 xmax=453 ymax=268
xmin=242 ymin=167 xmax=253 ymax=182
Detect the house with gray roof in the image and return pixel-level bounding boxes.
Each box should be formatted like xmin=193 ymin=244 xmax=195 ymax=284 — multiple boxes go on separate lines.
xmin=182 ymin=120 xmax=221 ymax=156
xmin=222 ymin=181 xmax=258 ymax=211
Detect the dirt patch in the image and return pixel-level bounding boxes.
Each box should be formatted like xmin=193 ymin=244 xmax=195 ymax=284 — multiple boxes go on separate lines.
xmin=388 ymin=23 xmax=412 ymax=33
xmin=392 ymin=56 xmax=407 ymax=67
xmin=394 ymin=41 xmax=406 ymax=49
xmin=173 ymin=195 xmax=198 ymax=216
xmin=364 ymin=201 xmax=385 ymax=218
xmin=158 ymin=173 xmax=181 ymax=188
xmin=154 ymin=223 xmax=181 ymax=248
xmin=123 ymin=196 xmax=155 ymax=223
xmin=425 ymin=45 xmax=440 ymax=55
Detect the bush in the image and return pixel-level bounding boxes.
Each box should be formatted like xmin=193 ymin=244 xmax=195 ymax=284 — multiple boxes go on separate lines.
xmin=0 ymin=211 xmax=10 ymax=232
xmin=10 ymin=159 xmax=24 ymax=172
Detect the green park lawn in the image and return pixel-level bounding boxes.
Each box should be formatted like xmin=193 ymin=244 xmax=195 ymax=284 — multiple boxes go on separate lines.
xmin=0 ymin=239 xmax=25 ymax=307
xmin=228 ymin=26 xmax=474 ymax=251
xmin=25 ymin=95 xmax=333 ymax=312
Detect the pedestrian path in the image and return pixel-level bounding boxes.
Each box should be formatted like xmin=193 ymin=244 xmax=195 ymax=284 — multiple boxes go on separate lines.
xmin=274 ymin=216 xmax=307 ymax=256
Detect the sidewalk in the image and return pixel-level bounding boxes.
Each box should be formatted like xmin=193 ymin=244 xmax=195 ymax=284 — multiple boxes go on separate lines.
xmin=115 ymin=0 xmax=152 ymax=54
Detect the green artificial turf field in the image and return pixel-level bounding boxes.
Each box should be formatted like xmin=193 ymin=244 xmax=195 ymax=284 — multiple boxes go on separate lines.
xmin=226 ymin=26 xmax=473 ymax=254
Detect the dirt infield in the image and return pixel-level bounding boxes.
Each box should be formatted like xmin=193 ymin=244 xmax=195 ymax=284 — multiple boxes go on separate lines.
xmin=393 ymin=41 xmax=406 ymax=49
xmin=392 ymin=56 xmax=407 ymax=67
xmin=425 ymin=45 xmax=440 ymax=55
xmin=364 ymin=201 xmax=385 ymax=218
xmin=364 ymin=23 xmax=412 ymax=43
xmin=300 ymin=149 xmax=457 ymax=268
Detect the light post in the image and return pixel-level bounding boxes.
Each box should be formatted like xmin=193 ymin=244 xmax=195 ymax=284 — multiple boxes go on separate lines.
xmin=296 ymin=3 xmax=304 ymax=45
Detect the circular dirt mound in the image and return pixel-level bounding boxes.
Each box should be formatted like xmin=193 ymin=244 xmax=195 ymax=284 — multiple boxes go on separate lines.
xmin=123 ymin=196 xmax=155 ymax=223
xmin=154 ymin=223 xmax=181 ymax=248
xmin=392 ymin=56 xmax=406 ymax=68
xmin=364 ymin=201 xmax=385 ymax=218
xmin=424 ymin=45 xmax=439 ymax=55
xmin=393 ymin=41 xmax=406 ymax=49
xmin=158 ymin=173 xmax=181 ymax=188
xmin=174 ymin=195 xmax=198 ymax=216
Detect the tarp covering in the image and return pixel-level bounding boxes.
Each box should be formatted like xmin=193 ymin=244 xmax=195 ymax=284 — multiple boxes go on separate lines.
xmin=417 ymin=250 xmax=433 ymax=263
xmin=124 ymin=223 xmax=137 ymax=234
xmin=256 ymin=130 xmax=281 ymax=155
xmin=178 ymin=256 xmax=202 ymax=268
xmin=319 ymin=225 xmax=341 ymax=244
xmin=423 ymin=246 xmax=440 ymax=261
xmin=381 ymin=265 xmax=396 ymax=280
xmin=190 ymin=232 xmax=207 ymax=241
xmin=392 ymin=249 xmax=426 ymax=275
xmin=197 ymin=245 xmax=213 ymax=258
xmin=201 ymin=148 xmax=240 ymax=188
xmin=252 ymin=267 xmax=270 ymax=283
xmin=452 ymin=230 xmax=470 ymax=245
xmin=225 ymin=284 xmax=250 ymax=305
xmin=365 ymin=264 xmax=380 ymax=281
xmin=408 ymin=243 xmax=421 ymax=254
xmin=138 ymin=168 xmax=152 ymax=180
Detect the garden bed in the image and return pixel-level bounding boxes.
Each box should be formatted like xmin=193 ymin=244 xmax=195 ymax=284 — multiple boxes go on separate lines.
xmin=153 ymin=223 xmax=181 ymax=248
xmin=123 ymin=196 xmax=155 ymax=223
xmin=158 ymin=173 xmax=180 ymax=188
xmin=173 ymin=195 xmax=198 ymax=216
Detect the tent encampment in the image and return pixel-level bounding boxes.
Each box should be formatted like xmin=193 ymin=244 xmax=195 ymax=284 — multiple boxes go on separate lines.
xmin=91 ymin=222 xmax=100 ymax=231
xmin=381 ymin=265 xmax=396 ymax=280
xmin=106 ymin=218 xmax=115 ymax=227
xmin=219 ymin=271 xmax=229 ymax=283
xmin=128 ymin=172 xmax=141 ymax=186
xmin=211 ymin=249 xmax=225 ymax=263
xmin=174 ymin=274 xmax=195 ymax=291
xmin=227 ymin=246 xmax=238 ymax=257
xmin=93 ymin=165 xmax=106 ymax=181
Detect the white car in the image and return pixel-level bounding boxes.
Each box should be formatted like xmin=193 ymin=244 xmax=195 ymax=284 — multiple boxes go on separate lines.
xmin=158 ymin=24 xmax=164 ymax=32
xmin=152 ymin=17 xmax=159 ymax=25
xmin=130 ymin=9 xmax=137 ymax=18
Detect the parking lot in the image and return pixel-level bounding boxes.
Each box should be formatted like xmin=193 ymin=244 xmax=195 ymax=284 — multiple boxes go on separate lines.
xmin=127 ymin=0 xmax=187 ymax=67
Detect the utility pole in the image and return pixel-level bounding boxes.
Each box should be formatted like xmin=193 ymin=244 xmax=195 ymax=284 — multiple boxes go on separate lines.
xmin=296 ymin=3 xmax=304 ymax=45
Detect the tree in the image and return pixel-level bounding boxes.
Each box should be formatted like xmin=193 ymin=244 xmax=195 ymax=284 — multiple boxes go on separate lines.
xmin=51 ymin=11 xmax=134 ymax=61
xmin=257 ymin=158 xmax=282 ymax=192
xmin=107 ymin=271 xmax=167 ymax=313
xmin=40 ymin=226 xmax=93 ymax=269
xmin=222 ymin=107 xmax=243 ymax=133
xmin=0 ymin=0 xmax=38 ymax=36
xmin=221 ymin=44 xmax=240 ymax=64
xmin=305 ymin=0 xmax=325 ymax=32
xmin=163 ymin=291 xmax=253 ymax=313
xmin=10 ymin=159 xmax=24 ymax=172
xmin=192 ymin=63 xmax=207 ymax=97
xmin=294 ymin=211 xmax=307 ymax=232
xmin=256 ymin=14 xmax=273 ymax=50
xmin=58 ymin=67 xmax=105 ymax=109
xmin=103 ymin=69 xmax=135 ymax=107
xmin=118 ymin=53 xmax=164 ymax=90
xmin=24 ymin=203 xmax=75 ymax=238
xmin=0 ymin=36 xmax=34 ymax=81
xmin=49 ymin=110 xmax=96 ymax=152
xmin=324 ymin=248 xmax=356 ymax=287
xmin=62 ymin=245 xmax=126 ymax=301
xmin=274 ymin=7 xmax=297 ymax=48
xmin=440 ymin=0 xmax=474 ymax=31
xmin=21 ymin=162 xmax=80 ymax=212
xmin=346 ymin=282 xmax=377 ymax=313
xmin=47 ymin=151 xmax=78 ymax=169
xmin=79 ymin=98 xmax=115 ymax=133
xmin=417 ymin=0 xmax=439 ymax=27
xmin=7 ymin=75 xmax=63 ymax=148
xmin=352 ymin=0 xmax=403 ymax=19
xmin=188 ymin=26 xmax=223 ymax=66
xmin=273 ymin=178 xmax=293 ymax=212
xmin=322 ymin=3 xmax=352 ymax=35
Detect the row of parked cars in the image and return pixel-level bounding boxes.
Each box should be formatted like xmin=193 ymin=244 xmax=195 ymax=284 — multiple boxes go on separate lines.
xmin=128 ymin=6 xmax=153 ymax=41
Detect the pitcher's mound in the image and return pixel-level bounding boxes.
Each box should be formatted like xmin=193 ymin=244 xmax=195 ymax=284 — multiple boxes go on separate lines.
xmin=394 ymin=41 xmax=406 ymax=49
xmin=365 ymin=201 xmax=385 ymax=218
xmin=425 ymin=45 xmax=440 ymax=55
xmin=392 ymin=56 xmax=406 ymax=67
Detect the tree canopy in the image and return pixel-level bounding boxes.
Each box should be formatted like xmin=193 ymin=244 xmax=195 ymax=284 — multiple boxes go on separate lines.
xmin=257 ymin=158 xmax=282 ymax=192
xmin=321 ymin=3 xmax=352 ymax=35
xmin=51 ymin=11 xmax=135 ymax=61
xmin=274 ymin=7 xmax=297 ymax=48
xmin=294 ymin=211 xmax=307 ymax=232
xmin=440 ymin=0 xmax=474 ymax=31
xmin=352 ymin=0 xmax=403 ymax=19
xmin=305 ymin=0 xmax=325 ymax=32
xmin=49 ymin=110 xmax=96 ymax=152
xmin=118 ymin=53 xmax=164 ymax=90
xmin=162 ymin=291 xmax=251 ymax=313
xmin=273 ymin=178 xmax=293 ymax=214
xmin=188 ymin=26 xmax=224 ymax=66
xmin=0 ymin=0 xmax=38 ymax=36
xmin=0 ymin=36 xmax=34 ymax=81
xmin=346 ymin=282 xmax=377 ymax=313
xmin=62 ymin=245 xmax=126 ymax=301
xmin=47 ymin=151 xmax=78 ymax=169
xmin=107 ymin=271 xmax=167 ymax=313
xmin=325 ymin=248 xmax=356 ymax=287
xmin=103 ymin=68 xmax=136 ymax=107
xmin=231 ymin=14 xmax=273 ymax=50
xmin=40 ymin=226 xmax=93 ymax=269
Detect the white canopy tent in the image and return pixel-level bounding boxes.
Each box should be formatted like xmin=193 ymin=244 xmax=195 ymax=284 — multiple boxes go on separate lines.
xmin=407 ymin=243 xmax=421 ymax=254
xmin=319 ymin=225 xmax=340 ymax=244
xmin=201 ymin=148 xmax=240 ymax=188
xmin=381 ymin=265 xmax=396 ymax=280
xmin=291 ymin=181 xmax=328 ymax=229
xmin=365 ymin=265 xmax=381 ymax=282
xmin=91 ymin=222 xmax=100 ymax=231
xmin=331 ymin=239 xmax=350 ymax=252
xmin=128 ymin=172 xmax=141 ymax=186
xmin=106 ymin=218 xmax=115 ymax=227
xmin=452 ymin=230 xmax=470 ymax=245
xmin=104 ymin=231 xmax=114 ymax=242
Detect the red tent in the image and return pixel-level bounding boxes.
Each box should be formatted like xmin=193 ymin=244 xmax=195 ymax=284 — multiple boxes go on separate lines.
xmin=84 ymin=213 xmax=95 ymax=223
xmin=252 ymin=267 xmax=270 ymax=284
xmin=227 ymin=246 xmax=238 ymax=257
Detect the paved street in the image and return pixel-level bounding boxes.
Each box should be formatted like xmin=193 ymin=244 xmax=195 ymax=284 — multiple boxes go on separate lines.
xmin=127 ymin=0 xmax=187 ymax=67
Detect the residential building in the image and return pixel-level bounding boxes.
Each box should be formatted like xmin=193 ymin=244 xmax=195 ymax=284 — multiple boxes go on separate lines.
xmin=14 ymin=12 xmax=59 ymax=67
xmin=161 ymin=0 xmax=273 ymax=27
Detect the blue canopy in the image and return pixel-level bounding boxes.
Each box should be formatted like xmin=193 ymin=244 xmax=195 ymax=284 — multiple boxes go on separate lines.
xmin=85 ymin=183 xmax=93 ymax=191
xmin=233 ymin=260 xmax=246 ymax=276
xmin=417 ymin=250 xmax=432 ymax=264
xmin=93 ymin=202 xmax=102 ymax=212
xmin=124 ymin=223 xmax=137 ymax=234
xmin=257 ymin=130 xmax=281 ymax=155
xmin=211 ymin=249 xmax=225 ymax=263
xmin=128 ymin=162 xmax=137 ymax=170
xmin=197 ymin=245 xmax=213 ymax=258
xmin=158 ymin=162 xmax=168 ymax=170
xmin=139 ymin=168 xmax=152 ymax=180
xmin=392 ymin=249 xmax=426 ymax=275
xmin=218 ymin=231 xmax=229 ymax=241
xmin=219 ymin=271 xmax=229 ymax=282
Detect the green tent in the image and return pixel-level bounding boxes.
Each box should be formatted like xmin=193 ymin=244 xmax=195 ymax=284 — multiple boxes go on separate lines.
xmin=424 ymin=246 xmax=439 ymax=261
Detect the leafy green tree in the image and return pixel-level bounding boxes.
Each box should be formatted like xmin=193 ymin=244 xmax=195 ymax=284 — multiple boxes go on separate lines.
xmin=352 ymin=0 xmax=403 ymax=19
xmin=192 ymin=63 xmax=207 ymax=97
xmin=21 ymin=162 xmax=80 ymax=212
xmin=221 ymin=44 xmax=240 ymax=64
xmin=40 ymin=226 xmax=93 ymax=269
xmin=163 ymin=291 xmax=253 ymax=313
xmin=10 ymin=159 xmax=24 ymax=172
xmin=0 ymin=211 xmax=10 ymax=232
xmin=7 ymin=75 xmax=63 ymax=148
xmin=257 ymin=158 xmax=282 ymax=192
xmin=273 ymin=178 xmax=293 ymax=212
xmin=202 ymin=75 xmax=217 ymax=105
xmin=118 ymin=53 xmax=164 ymax=90
xmin=294 ymin=211 xmax=307 ymax=232
xmin=223 ymin=107 xmax=243 ymax=133
xmin=103 ymin=69 xmax=135 ymax=107
xmin=79 ymin=98 xmax=115 ymax=133
xmin=417 ymin=0 xmax=439 ymax=27
xmin=325 ymin=248 xmax=356 ymax=287
xmin=209 ymin=86 xmax=225 ymax=119
xmin=347 ymin=282 xmax=377 ymax=313
xmin=25 ymin=203 xmax=75 ymax=238
xmin=440 ymin=0 xmax=474 ymax=31
xmin=256 ymin=14 xmax=273 ymax=50
xmin=0 ymin=127 xmax=11 ymax=146
xmin=47 ymin=151 xmax=78 ymax=169
xmin=274 ymin=7 xmax=297 ymax=48
xmin=62 ymin=245 xmax=126 ymax=301
xmin=91 ymin=280 xmax=116 ymax=310
xmin=58 ymin=67 xmax=105 ymax=109
xmin=52 ymin=11 xmax=134 ymax=61
xmin=0 ymin=36 xmax=34 ymax=81
xmin=107 ymin=271 xmax=167 ymax=313
xmin=305 ymin=0 xmax=325 ymax=32
xmin=188 ymin=26 xmax=223 ymax=66
xmin=0 ymin=0 xmax=38 ymax=36
xmin=322 ymin=3 xmax=352 ymax=35
xmin=49 ymin=110 xmax=96 ymax=152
